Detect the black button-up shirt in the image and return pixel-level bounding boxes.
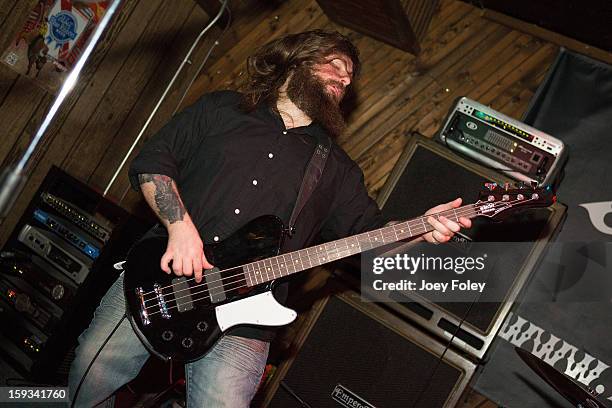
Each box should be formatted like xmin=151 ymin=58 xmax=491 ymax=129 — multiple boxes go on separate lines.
xmin=128 ymin=90 xmax=382 ymax=339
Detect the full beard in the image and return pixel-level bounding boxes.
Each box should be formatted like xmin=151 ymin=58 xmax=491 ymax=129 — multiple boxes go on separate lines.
xmin=286 ymin=66 xmax=346 ymax=139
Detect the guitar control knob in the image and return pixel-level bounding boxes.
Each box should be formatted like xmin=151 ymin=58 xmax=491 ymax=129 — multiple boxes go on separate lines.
xmin=161 ymin=330 xmax=174 ymax=341
xmin=196 ymin=321 xmax=208 ymax=332
xmin=182 ymin=337 xmax=194 ymax=348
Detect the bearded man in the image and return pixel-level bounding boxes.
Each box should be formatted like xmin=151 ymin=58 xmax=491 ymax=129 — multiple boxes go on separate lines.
xmin=68 ymin=30 xmax=470 ymax=407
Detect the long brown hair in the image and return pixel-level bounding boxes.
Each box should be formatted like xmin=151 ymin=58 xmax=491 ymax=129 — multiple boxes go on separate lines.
xmin=241 ymin=30 xmax=360 ymax=111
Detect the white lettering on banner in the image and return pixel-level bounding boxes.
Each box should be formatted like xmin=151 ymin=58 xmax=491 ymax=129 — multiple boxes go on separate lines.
xmin=499 ymin=312 xmax=611 ymax=400
xmin=579 ymin=201 xmax=612 ymax=235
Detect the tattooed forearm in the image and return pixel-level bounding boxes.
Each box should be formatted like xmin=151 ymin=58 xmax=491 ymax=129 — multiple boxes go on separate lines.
xmin=138 ymin=174 xmax=153 ymax=183
xmin=139 ymin=174 xmax=186 ymax=224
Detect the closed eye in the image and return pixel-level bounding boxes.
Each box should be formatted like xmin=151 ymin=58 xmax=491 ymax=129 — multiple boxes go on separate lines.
xmin=330 ymin=58 xmax=352 ymax=77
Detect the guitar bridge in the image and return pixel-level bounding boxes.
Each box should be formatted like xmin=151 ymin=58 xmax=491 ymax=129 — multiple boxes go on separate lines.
xmin=135 ymin=287 xmax=150 ymax=326
xmin=154 ymin=283 xmax=171 ymax=319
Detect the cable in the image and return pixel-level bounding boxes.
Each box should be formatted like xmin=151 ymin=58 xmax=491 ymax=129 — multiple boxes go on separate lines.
xmin=117 ymin=1 xmax=233 ymax=204
xmin=104 ymin=0 xmax=230 ymax=197
xmin=172 ymin=1 xmax=233 ymax=115
xmin=70 ymin=314 xmax=126 ymax=408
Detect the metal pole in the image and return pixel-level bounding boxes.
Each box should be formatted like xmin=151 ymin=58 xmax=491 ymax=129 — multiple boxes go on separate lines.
xmin=102 ymin=0 xmax=228 ymax=197
xmin=0 ymin=0 xmax=124 ymax=219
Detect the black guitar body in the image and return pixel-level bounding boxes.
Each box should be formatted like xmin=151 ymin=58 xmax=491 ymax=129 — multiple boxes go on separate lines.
xmin=123 ymin=215 xmax=284 ymax=362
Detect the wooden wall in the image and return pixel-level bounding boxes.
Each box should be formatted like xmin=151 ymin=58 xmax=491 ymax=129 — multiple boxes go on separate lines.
xmin=0 ymin=0 xmax=260 ymax=243
xmin=0 ymin=0 xmax=559 ymax=247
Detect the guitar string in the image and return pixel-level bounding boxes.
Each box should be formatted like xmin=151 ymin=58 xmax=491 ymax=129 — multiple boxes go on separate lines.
xmin=141 ymin=199 xmax=532 ymax=314
xmin=141 ymin=199 xmax=532 ymax=316
xmin=140 ymin=203 xmax=481 ymax=306
xmin=139 ymin=203 xmax=481 ymax=301
xmin=141 ymin=199 xmax=533 ymax=316
xmin=143 ymin=198 xmax=531 ymax=317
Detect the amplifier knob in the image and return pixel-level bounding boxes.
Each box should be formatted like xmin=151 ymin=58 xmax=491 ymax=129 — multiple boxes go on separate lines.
xmin=15 ymin=294 xmax=35 ymax=315
xmin=51 ymin=285 xmax=65 ymax=300
xmin=161 ymin=330 xmax=174 ymax=341
xmin=181 ymin=337 xmax=194 ymax=348
xmin=196 ymin=321 xmax=208 ymax=332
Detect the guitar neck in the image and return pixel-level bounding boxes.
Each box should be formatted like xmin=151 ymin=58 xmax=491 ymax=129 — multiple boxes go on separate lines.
xmin=244 ymin=203 xmax=480 ymax=286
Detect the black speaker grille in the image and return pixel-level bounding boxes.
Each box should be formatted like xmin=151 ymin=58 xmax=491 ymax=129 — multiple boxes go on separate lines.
xmin=380 ymin=145 xmax=554 ymax=332
xmin=271 ymin=296 xmax=463 ymax=408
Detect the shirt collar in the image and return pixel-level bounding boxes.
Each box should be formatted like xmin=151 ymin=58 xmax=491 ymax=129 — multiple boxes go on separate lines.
xmin=254 ymin=101 xmax=329 ymax=142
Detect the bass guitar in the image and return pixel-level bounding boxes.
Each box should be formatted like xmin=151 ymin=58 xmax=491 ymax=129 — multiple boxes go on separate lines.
xmin=124 ymin=184 xmax=555 ymax=362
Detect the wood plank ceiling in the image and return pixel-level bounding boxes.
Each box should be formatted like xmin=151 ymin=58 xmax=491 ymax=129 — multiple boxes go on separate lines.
xmin=0 ymin=0 xmax=559 ymax=246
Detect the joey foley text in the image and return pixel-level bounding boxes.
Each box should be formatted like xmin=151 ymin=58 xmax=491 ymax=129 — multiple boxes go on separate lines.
xmin=368 ymin=253 xmax=489 ymax=294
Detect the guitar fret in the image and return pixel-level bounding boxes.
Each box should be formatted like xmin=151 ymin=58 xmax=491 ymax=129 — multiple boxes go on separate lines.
xmin=255 ymin=261 xmax=262 ymax=284
xmin=263 ymin=258 xmax=271 ymax=281
xmin=290 ymin=252 xmax=299 ymax=272
xmin=241 ymin=203 xmax=484 ymax=286
xmin=280 ymin=254 xmax=288 ymax=277
xmin=270 ymin=257 xmax=276 ymax=279
xmin=246 ymin=263 xmax=253 ymax=286
xmin=276 ymin=255 xmax=284 ymax=278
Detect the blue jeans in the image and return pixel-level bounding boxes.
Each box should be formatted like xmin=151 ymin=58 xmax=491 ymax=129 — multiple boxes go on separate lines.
xmin=68 ymin=274 xmax=269 ymax=407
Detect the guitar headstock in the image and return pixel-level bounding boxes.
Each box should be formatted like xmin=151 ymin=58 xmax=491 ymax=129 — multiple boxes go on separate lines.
xmin=475 ymin=182 xmax=556 ymax=219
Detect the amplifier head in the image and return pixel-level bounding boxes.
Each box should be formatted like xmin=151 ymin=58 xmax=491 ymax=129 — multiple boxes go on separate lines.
xmin=438 ymin=97 xmax=568 ymax=188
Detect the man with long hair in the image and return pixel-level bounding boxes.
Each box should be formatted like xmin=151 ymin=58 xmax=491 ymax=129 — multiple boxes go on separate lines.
xmin=68 ymin=30 xmax=470 ymax=407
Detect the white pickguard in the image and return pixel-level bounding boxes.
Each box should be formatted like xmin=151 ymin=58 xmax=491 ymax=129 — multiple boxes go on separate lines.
xmin=214 ymin=291 xmax=297 ymax=331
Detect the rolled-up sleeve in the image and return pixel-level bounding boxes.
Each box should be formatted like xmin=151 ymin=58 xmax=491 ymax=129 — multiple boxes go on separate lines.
xmin=128 ymin=94 xmax=212 ymax=190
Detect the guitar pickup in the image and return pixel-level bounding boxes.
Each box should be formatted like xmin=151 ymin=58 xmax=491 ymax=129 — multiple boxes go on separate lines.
xmin=204 ymin=267 xmax=226 ymax=303
xmin=171 ymin=277 xmax=194 ymax=312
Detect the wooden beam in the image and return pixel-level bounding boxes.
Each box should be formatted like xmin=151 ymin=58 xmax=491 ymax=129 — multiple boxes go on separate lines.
xmin=483 ymin=8 xmax=612 ymax=65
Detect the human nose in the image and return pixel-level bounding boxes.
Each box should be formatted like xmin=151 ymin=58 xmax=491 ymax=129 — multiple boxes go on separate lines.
xmin=338 ymin=72 xmax=351 ymax=86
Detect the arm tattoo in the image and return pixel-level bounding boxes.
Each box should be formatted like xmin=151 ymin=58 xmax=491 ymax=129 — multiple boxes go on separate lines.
xmin=139 ymin=174 xmax=186 ymax=224
xmin=138 ymin=174 xmax=153 ymax=183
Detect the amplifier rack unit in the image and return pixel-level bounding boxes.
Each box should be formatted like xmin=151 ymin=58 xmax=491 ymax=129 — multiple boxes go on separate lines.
xmin=438 ymin=97 xmax=567 ymax=187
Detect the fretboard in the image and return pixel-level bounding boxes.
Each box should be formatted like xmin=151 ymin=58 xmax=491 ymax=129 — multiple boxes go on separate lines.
xmin=244 ymin=203 xmax=480 ymax=287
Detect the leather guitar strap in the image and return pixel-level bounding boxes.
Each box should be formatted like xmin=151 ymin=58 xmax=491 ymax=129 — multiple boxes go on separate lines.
xmin=286 ymin=136 xmax=331 ymax=237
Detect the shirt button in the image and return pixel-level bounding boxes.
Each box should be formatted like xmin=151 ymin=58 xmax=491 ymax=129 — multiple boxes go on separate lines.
xmin=213 ymin=236 xmax=219 ymax=242
xmin=234 ymin=208 xmax=240 ymax=214
xmin=282 ymin=131 xmax=287 ymax=135
xmin=268 ymin=153 xmax=274 ymax=159
xmin=252 ymin=179 xmax=258 ymax=185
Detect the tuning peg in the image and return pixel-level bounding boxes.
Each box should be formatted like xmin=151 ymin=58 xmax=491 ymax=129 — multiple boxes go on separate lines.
xmin=504 ymin=182 xmax=510 ymax=191
xmin=517 ymin=194 xmax=525 ymax=200
xmin=484 ymin=182 xmax=497 ymax=191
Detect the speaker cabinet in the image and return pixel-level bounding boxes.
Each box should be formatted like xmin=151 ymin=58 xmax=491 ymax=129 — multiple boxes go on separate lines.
xmin=367 ymin=134 xmax=567 ymax=361
xmin=266 ymin=289 xmax=476 ymax=408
